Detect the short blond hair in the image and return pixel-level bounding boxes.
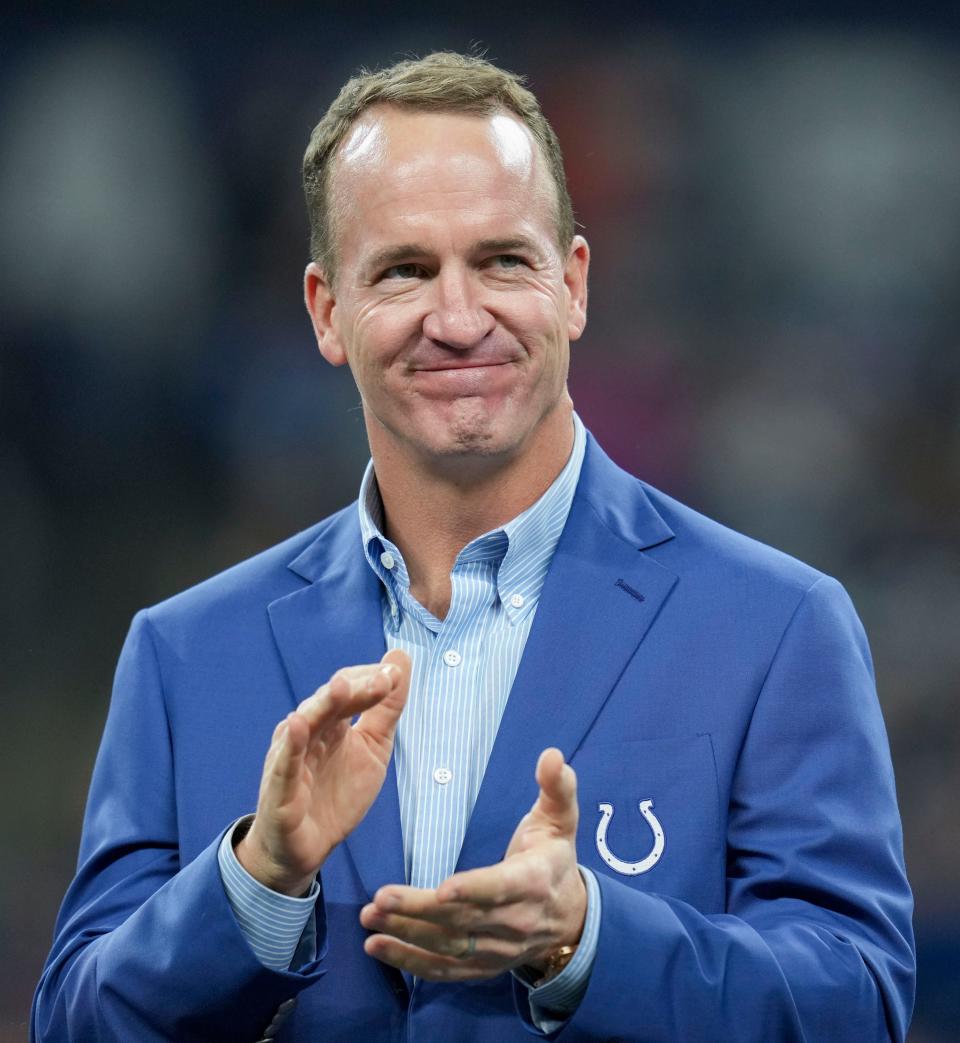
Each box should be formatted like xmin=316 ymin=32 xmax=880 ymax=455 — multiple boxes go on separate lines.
xmin=303 ymin=51 xmax=574 ymax=282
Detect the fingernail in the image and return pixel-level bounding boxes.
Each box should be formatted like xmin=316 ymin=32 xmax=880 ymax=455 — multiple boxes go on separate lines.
xmin=380 ymin=664 xmax=399 ymax=684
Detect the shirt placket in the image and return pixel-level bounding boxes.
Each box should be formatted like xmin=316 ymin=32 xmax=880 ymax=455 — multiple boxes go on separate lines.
xmin=408 ymin=561 xmax=491 ymax=890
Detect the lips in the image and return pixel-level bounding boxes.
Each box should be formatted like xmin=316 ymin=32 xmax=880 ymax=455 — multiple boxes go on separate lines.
xmin=411 ymin=351 xmax=519 ymax=372
xmin=414 ymin=360 xmax=513 ymax=372
xmin=407 ymin=358 xmax=519 ymax=397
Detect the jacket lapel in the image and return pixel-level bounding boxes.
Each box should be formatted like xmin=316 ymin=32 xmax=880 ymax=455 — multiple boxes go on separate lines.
xmin=456 ymin=437 xmax=678 ymax=874
xmin=267 ymin=510 xmax=405 ymax=900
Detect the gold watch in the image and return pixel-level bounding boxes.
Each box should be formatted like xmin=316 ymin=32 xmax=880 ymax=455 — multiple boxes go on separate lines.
xmin=533 ymin=944 xmax=578 ymax=987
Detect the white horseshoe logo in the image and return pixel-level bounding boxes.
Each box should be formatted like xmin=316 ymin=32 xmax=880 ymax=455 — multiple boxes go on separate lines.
xmin=595 ymin=799 xmax=665 ymax=875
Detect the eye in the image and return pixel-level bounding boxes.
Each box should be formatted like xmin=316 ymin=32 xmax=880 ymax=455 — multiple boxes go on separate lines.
xmin=381 ymin=263 xmax=424 ymax=280
xmin=491 ymin=254 xmax=524 ymax=269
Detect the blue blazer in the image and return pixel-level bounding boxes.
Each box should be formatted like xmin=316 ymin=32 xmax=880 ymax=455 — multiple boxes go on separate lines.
xmin=33 ymin=434 xmax=915 ymax=1042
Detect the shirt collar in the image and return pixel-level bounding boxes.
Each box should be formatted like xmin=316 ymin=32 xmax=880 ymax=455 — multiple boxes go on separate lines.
xmin=358 ymin=413 xmax=587 ymax=626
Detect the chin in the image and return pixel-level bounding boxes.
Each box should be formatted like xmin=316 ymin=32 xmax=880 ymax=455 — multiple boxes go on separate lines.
xmin=419 ymin=401 xmax=520 ymax=458
xmin=427 ymin=425 xmax=511 ymax=459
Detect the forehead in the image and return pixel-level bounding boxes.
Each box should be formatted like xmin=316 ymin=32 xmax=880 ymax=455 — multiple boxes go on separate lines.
xmin=328 ymin=105 xmax=557 ymax=264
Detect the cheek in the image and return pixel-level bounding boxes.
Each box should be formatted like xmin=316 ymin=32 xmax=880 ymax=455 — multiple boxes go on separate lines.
xmin=347 ymin=312 xmax=412 ymax=383
xmin=509 ymin=294 xmax=568 ymax=358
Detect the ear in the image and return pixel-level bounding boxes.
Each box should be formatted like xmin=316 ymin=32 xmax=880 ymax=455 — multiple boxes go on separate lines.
xmin=564 ymin=235 xmax=590 ymax=342
xmin=304 ymin=261 xmax=348 ymax=366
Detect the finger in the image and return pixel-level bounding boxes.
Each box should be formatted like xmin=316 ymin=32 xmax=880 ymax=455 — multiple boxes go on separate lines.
xmin=533 ymin=747 xmax=579 ymax=833
xmin=360 ymin=904 xmax=474 ymax=958
xmin=354 ymin=650 xmax=411 ymax=749
xmin=262 ymin=718 xmax=291 ymax=774
xmin=294 ymin=663 xmax=396 ymax=713
xmin=435 ymin=855 xmax=552 ymax=909
xmin=370 ymin=884 xmax=450 ymax=922
xmin=296 ymin=665 xmax=399 ymax=730
xmin=260 ymin=717 xmax=308 ymax=809
xmin=363 ymin=895 xmax=535 ymax=945
xmin=296 ymin=665 xmax=388 ymax=716
xmin=295 ymin=664 xmax=387 ymax=713
xmin=363 ymin=934 xmax=496 ymax=982
xmin=370 ymin=882 xmax=500 ymax=930
xmin=373 ymin=857 xmax=547 ymax=918
xmin=368 ymin=884 xmax=488 ymax=930
xmin=263 ymin=714 xmax=299 ymax=772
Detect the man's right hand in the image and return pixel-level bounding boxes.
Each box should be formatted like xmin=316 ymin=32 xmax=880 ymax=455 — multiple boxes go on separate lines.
xmin=236 ymin=649 xmax=411 ymax=896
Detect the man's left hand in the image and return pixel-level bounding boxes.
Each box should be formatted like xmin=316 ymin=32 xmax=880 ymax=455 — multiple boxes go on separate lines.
xmin=360 ymin=747 xmax=586 ymax=981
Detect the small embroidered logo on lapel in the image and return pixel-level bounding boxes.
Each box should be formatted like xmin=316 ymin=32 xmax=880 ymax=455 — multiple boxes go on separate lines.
xmin=595 ymin=799 xmax=665 ymax=875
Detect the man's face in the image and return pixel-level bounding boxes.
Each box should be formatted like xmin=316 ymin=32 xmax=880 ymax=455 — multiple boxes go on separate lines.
xmin=305 ymin=104 xmax=588 ymax=470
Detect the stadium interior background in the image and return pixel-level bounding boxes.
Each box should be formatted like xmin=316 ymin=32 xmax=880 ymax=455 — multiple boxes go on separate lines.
xmin=3 ymin=3 xmax=958 ymax=1039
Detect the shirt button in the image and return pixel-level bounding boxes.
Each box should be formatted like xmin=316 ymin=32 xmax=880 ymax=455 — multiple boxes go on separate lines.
xmin=433 ymin=767 xmax=453 ymax=785
xmin=380 ymin=551 xmax=395 ymax=569
xmin=510 ymin=593 xmax=525 ymax=609
xmin=442 ymin=649 xmax=462 ymax=667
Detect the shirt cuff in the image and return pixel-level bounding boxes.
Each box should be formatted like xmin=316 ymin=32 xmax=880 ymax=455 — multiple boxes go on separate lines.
xmin=516 ymin=865 xmax=601 ymax=1033
xmin=217 ymin=816 xmax=320 ymax=971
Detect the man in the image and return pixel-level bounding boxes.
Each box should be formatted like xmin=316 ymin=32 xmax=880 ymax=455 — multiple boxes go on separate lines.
xmin=33 ymin=52 xmax=915 ymax=1042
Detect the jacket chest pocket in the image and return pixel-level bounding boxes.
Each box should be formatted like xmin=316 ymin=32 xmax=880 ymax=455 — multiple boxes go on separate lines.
xmin=571 ymin=734 xmax=724 ymax=911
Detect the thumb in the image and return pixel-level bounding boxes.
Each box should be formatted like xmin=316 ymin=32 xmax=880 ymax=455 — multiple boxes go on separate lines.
xmin=355 ymin=649 xmax=411 ymax=745
xmin=533 ymin=747 xmax=579 ymax=835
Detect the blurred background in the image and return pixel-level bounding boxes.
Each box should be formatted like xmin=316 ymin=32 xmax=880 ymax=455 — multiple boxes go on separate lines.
xmin=3 ymin=2 xmax=958 ymax=1039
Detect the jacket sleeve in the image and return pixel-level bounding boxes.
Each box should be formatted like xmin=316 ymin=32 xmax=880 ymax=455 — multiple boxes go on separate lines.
xmin=31 ymin=610 xmax=328 ymax=1043
xmin=562 ymin=576 xmax=916 ymax=1042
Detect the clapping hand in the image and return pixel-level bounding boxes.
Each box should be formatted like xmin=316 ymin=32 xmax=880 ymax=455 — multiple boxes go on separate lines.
xmin=360 ymin=747 xmax=586 ymax=981
xmin=237 ymin=650 xmax=412 ymax=896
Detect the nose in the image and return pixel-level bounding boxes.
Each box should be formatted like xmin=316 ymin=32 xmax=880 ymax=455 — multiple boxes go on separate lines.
xmin=422 ymin=266 xmax=495 ymax=350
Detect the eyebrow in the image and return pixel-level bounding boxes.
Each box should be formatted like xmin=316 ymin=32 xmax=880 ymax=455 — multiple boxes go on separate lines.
xmin=363 ymin=236 xmax=542 ymax=277
xmin=473 ymin=236 xmax=541 ymax=256
xmin=364 ymin=243 xmax=430 ymax=275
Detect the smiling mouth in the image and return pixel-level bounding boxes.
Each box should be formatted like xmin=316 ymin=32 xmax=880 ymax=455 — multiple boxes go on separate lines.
xmin=413 ymin=360 xmax=515 ymax=372
xmin=408 ymin=361 xmax=517 ymax=395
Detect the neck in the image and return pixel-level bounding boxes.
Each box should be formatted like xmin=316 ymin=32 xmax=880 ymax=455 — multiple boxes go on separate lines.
xmin=370 ymin=404 xmax=575 ymax=619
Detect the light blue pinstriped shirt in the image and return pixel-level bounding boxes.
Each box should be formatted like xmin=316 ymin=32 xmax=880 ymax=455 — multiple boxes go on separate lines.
xmin=219 ymin=413 xmax=600 ymax=1028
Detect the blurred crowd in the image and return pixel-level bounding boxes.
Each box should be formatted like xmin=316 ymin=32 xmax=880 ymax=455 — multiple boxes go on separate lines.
xmin=3 ymin=8 xmax=958 ymax=1040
